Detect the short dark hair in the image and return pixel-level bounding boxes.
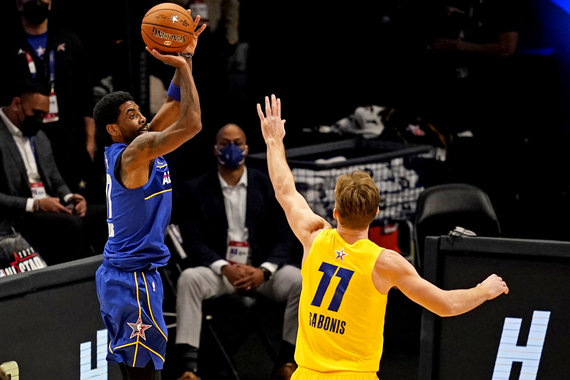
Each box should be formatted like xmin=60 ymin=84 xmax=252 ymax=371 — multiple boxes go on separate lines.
xmin=14 ymin=78 xmax=50 ymax=98
xmin=93 ymin=91 xmax=134 ymax=144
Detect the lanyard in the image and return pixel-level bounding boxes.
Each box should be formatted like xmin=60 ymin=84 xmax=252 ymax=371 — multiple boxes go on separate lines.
xmin=24 ymin=51 xmax=37 ymax=78
xmin=29 ymin=136 xmax=36 ymax=157
xmin=24 ymin=50 xmax=55 ymax=85
xmin=48 ymin=50 xmax=55 ymax=85
xmin=24 ymin=47 xmax=60 ymax=123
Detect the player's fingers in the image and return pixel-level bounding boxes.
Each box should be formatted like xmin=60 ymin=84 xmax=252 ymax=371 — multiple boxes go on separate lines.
xmin=276 ymin=97 xmax=281 ymax=117
xmin=195 ymin=23 xmax=207 ymax=35
xmin=146 ymin=47 xmax=163 ymax=60
xmin=265 ymin=96 xmax=271 ymax=117
xmin=271 ymin=94 xmax=277 ymax=116
xmin=256 ymin=103 xmax=265 ymax=121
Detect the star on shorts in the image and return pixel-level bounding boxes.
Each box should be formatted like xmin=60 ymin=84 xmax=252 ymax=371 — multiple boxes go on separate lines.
xmin=127 ymin=316 xmax=152 ymax=340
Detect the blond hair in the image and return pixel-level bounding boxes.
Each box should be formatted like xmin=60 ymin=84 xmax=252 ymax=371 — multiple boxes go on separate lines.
xmin=334 ymin=170 xmax=380 ymax=229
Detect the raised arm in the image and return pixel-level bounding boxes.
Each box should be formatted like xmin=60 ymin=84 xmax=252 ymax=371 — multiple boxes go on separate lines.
xmin=373 ymin=249 xmax=509 ymax=317
xmin=119 ymin=51 xmax=201 ymax=188
xmin=118 ymin=12 xmax=204 ymax=188
xmin=151 ymin=14 xmax=206 ymax=132
xmin=257 ymin=95 xmax=330 ymax=261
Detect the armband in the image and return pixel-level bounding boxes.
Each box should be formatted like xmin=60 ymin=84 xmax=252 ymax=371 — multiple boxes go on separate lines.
xmin=167 ymin=82 xmax=181 ymax=102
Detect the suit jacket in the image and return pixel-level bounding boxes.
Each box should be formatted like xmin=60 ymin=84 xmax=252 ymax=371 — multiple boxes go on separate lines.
xmin=174 ymin=166 xmax=301 ymax=268
xmin=0 ymin=118 xmax=71 ymax=232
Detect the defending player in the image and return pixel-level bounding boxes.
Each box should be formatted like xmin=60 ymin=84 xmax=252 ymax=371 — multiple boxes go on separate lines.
xmin=93 ymin=12 xmax=205 ymax=380
xmin=257 ymin=94 xmax=509 ymax=379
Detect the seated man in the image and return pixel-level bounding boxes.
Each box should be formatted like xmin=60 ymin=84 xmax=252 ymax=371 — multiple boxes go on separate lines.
xmin=0 ymin=79 xmax=105 ymax=264
xmin=174 ymin=123 xmax=302 ymax=380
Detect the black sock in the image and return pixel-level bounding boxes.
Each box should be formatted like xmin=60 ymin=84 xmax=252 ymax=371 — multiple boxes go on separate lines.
xmin=177 ymin=343 xmax=199 ymax=374
xmin=276 ymin=341 xmax=296 ymax=368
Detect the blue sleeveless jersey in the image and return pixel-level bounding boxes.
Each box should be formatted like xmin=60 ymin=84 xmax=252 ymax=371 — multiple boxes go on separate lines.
xmin=103 ymin=143 xmax=172 ymax=271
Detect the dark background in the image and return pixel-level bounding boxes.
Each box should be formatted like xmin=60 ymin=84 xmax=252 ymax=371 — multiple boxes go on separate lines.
xmin=0 ymin=0 xmax=570 ymax=240
xmin=0 ymin=0 xmax=568 ymax=240
xmin=1 ymin=2 xmax=569 ymax=379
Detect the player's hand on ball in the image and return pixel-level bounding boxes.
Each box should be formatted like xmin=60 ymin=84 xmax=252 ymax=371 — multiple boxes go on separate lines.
xmin=184 ymin=11 xmax=207 ymax=55
xmin=478 ymin=274 xmax=509 ymax=299
xmin=257 ymin=94 xmax=286 ymax=143
xmin=145 ymin=46 xmax=189 ymax=68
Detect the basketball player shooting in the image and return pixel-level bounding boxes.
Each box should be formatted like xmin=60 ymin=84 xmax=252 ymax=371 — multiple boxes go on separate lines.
xmin=93 ymin=8 xmax=205 ymax=380
xmin=257 ymin=94 xmax=509 ymax=379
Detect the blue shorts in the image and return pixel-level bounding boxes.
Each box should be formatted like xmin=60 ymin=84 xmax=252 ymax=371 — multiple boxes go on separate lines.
xmin=95 ymin=264 xmax=168 ymax=369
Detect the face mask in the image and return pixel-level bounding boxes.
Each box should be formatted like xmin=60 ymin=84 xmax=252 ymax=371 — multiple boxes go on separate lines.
xmin=22 ymin=1 xmax=50 ymax=25
xmin=20 ymin=115 xmax=43 ymax=137
xmin=216 ymin=143 xmax=245 ymax=169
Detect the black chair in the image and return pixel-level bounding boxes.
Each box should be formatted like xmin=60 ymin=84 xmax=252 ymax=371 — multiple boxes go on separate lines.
xmin=160 ymin=224 xmax=243 ymax=380
xmin=413 ymin=183 xmax=501 ymax=273
xmin=161 ymin=224 xmax=280 ymax=380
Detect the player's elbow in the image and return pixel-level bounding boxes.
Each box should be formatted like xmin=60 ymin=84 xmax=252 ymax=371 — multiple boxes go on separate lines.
xmin=436 ymin=305 xmax=458 ymax=317
xmin=192 ymin=120 xmax=203 ymax=134
xmin=184 ymin=119 xmax=202 ymax=139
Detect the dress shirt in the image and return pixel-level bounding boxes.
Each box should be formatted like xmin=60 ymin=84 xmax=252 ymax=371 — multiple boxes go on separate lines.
xmin=210 ymin=167 xmax=278 ymax=276
xmin=0 ymin=108 xmax=71 ymax=212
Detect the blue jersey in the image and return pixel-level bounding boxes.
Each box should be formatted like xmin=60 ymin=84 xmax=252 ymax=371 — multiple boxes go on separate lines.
xmin=103 ymin=143 xmax=172 ymax=271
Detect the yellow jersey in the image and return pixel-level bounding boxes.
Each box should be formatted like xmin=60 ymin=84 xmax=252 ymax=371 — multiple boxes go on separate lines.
xmin=295 ymin=228 xmax=388 ymax=373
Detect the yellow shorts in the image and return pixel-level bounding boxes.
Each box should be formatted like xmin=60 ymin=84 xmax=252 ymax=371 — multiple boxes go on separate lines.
xmin=291 ymin=366 xmax=379 ymax=380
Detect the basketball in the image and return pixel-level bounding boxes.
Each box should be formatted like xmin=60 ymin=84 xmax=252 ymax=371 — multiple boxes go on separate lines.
xmin=141 ymin=3 xmax=194 ymax=53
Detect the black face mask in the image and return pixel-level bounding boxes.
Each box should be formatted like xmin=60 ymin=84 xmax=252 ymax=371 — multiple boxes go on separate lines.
xmin=22 ymin=1 xmax=50 ymax=25
xmin=20 ymin=116 xmax=43 ymax=137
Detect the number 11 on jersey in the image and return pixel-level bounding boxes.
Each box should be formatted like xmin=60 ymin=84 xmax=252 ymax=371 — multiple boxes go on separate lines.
xmin=311 ymin=262 xmax=354 ymax=312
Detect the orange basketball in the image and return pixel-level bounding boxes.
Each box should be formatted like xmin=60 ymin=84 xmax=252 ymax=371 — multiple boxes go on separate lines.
xmin=141 ymin=3 xmax=194 ymax=53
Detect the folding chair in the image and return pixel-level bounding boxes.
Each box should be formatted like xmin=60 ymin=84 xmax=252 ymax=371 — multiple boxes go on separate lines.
xmin=413 ymin=183 xmax=501 ymax=274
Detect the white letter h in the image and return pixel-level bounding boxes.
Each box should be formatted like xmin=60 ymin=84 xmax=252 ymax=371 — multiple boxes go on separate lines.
xmin=492 ymin=310 xmax=550 ymax=380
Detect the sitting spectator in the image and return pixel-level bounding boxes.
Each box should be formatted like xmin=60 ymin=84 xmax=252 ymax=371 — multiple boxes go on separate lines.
xmin=0 ymin=0 xmax=102 ymax=203
xmin=174 ymin=123 xmax=302 ymax=380
xmin=420 ymin=0 xmax=521 ymax=137
xmin=0 ymin=79 xmax=105 ymax=265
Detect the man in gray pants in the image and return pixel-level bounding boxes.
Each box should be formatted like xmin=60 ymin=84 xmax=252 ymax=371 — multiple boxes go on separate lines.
xmin=174 ymin=123 xmax=302 ymax=380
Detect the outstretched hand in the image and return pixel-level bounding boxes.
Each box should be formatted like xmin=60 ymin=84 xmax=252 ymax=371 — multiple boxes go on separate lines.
xmin=478 ymin=274 xmax=509 ymax=300
xmin=257 ymin=94 xmax=286 ymax=144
